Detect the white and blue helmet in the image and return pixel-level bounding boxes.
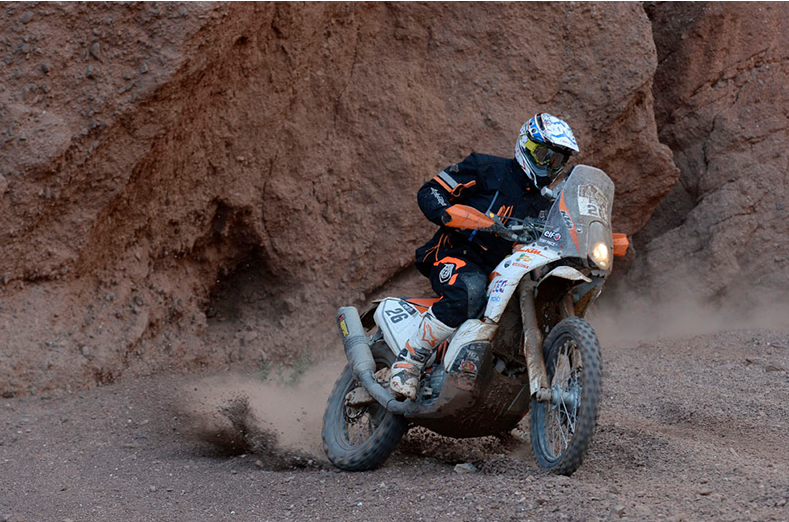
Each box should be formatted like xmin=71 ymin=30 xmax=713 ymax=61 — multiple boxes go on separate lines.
xmin=514 ymin=113 xmax=579 ymax=188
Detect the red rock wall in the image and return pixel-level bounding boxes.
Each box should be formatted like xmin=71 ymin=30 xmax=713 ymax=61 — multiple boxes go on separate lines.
xmin=1 ymin=2 xmax=680 ymax=395
xmin=626 ymin=3 xmax=789 ymax=309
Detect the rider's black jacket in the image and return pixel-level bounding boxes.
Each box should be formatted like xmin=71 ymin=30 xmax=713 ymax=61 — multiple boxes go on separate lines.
xmin=415 ymin=153 xmax=553 ymax=277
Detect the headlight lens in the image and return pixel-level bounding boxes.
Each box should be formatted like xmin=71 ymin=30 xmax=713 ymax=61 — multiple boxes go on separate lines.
xmin=587 ymin=221 xmax=612 ymax=270
xmin=590 ymin=242 xmax=610 ymax=270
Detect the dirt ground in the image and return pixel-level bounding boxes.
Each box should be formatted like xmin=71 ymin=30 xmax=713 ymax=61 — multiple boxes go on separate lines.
xmin=2 ymin=4 xmax=789 ymax=521
xmin=2 ymin=316 xmax=788 ymax=522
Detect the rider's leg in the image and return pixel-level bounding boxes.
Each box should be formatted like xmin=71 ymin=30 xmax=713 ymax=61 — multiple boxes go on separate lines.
xmin=390 ymin=307 xmax=455 ymax=400
xmin=390 ymin=256 xmax=487 ymax=400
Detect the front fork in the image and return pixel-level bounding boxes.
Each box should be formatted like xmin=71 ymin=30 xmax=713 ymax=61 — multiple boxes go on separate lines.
xmin=518 ymin=280 xmax=575 ymax=404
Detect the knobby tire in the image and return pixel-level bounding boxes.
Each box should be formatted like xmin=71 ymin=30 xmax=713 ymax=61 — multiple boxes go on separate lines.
xmin=322 ymin=342 xmax=407 ymax=471
xmin=530 ymin=317 xmax=602 ymax=476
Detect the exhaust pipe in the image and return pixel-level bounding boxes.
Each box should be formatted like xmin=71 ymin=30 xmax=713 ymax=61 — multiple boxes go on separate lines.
xmin=337 ymin=306 xmax=376 ymax=377
xmin=336 ymin=306 xmax=409 ymax=415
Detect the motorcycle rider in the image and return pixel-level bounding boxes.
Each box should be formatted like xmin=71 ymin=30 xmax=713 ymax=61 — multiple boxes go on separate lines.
xmin=390 ymin=113 xmax=580 ymax=400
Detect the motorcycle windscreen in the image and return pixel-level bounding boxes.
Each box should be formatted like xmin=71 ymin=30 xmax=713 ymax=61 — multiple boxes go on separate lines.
xmin=537 ymin=165 xmax=615 ymax=259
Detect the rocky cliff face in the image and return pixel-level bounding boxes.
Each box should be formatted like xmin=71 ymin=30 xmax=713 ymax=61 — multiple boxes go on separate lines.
xmin=1 ymin=2 xmax=782 ymax=396
xmin=625 ymin=2 xmax=789 ymax=311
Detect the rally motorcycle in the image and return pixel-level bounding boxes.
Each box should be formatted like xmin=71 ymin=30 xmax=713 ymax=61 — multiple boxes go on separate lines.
xmin=322 ymin=165 xmax=628 ymax=475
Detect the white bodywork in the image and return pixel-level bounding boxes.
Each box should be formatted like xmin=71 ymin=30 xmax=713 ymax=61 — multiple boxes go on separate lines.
xmin=373 ymin=241 xmax=562 ymax=368
xmin=373 ymin=297 xmax=424 ymax=357
xmin=443 ymin=319 xmax=498 ymax=371
xmin=372 ymin=165 xmax=615 ymax=384
xmin=483 ymin=244 xmax=561 ymax=323
xmin=541 ymin=265 xmax=592 ymax=283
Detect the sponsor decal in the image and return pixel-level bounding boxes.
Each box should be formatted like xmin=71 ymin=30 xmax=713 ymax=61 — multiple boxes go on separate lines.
xmin=338 ymin=314 xmax=349 ymax=337
xmin=543 ymin=229 xmax=562 ymax=241
xmin=578 ymin=184 xmax=609 ymax=222
xmin=431 ymin=187 xmax=447 ymax=206
xmin=513 ymin=263 xmax=530 ymax=269
xmin=452 ymin=346 xmax=482 ymax=388
xmin=465 ymin=349 xmax=482 ymax=363
xmin=560 ymin=210 xmax=574 ymax=230
xmin=490 ymin=296 xmax=502 ymax=302
xmin=520 ymin=247 xmax=543 ymax=256
xmin=439 ymin=263 xmax=455 ymax=284
xmin=460 ymin=360 xmax=478 ymax=373
xmin=539 ymin=229 xmax=562 ymax=247
xmin=492 ymin=279 xmax=508 ymax=293
xmin=399 ymin=300 xmax=418 ymax=316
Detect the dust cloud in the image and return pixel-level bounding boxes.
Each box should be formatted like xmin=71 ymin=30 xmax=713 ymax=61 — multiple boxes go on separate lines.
xmin=592 ymin=289 xmax=789 ymax=346
xmin=178 ymin=355 xmax=347 ymax=467
xmin=177 ymin=272 xmax=789 ymax=468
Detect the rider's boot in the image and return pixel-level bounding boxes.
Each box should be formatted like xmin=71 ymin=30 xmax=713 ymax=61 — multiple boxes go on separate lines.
xmin=390 ymin=308 xmax=455 ymax=401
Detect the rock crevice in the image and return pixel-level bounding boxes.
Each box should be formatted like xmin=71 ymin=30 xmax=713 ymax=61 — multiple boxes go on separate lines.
xmin=5 ymin=2 xmax=783 ymax=396
xmin=630 ymin=2 xmax=789 ymax=309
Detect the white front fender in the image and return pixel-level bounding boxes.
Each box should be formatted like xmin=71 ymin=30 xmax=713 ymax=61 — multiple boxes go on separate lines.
xmin=540 ymin=266 xmax=591 ymax=284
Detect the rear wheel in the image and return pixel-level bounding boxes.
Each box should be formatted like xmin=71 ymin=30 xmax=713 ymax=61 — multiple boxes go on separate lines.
xmin=322 ymin=342 xmax=407 ymax=471
xmin=530 ymin=317 xmax=602 ymax=475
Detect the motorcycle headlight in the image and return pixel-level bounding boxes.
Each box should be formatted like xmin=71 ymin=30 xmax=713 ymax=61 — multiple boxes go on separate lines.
xmin=587 ymin=222 xmax=612 ymax=270
xmin=590 ymin=242 xmax=610 ymax=270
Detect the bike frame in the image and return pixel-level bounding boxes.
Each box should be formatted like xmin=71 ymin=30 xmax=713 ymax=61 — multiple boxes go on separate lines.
xmin=341 ymin=165 xmax=616 ymax=435
xmin=375 ymin=165 xmax=614 ymax=374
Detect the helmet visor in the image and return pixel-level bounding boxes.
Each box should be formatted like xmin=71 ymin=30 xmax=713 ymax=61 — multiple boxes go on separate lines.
xmin=524 ymin=139 xmax=569 ymax=172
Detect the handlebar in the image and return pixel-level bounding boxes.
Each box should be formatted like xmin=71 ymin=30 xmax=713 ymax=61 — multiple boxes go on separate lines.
xmin=479 ymin=214 xmax=544 ymax=244
xmin=441 ymin=204 xmax=545 ymax=244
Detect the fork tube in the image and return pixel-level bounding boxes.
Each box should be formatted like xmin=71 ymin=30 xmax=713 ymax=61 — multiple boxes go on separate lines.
xmin=560 ymin=292 xmax=576 ymax=318
xmin=518 ymin=279 xmax=549 ymax=398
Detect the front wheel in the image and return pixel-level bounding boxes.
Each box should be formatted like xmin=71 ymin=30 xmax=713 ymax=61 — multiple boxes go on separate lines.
xmin=322 ymin=341 xmax=407 ymax=471
xmin=530 ymin=317 xmax=602 ymax=475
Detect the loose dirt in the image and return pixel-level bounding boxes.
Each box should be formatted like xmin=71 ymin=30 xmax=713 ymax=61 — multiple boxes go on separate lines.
xmin=2 ymin=317 xmax=788 ymax=522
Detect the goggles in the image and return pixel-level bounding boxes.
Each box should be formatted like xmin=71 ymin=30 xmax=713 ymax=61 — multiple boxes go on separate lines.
xmin=523 ymin=139 xmax=569 ymax=172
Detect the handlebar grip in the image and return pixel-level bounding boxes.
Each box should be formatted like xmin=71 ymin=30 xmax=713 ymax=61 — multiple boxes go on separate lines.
xmin=442 ymin=204 xmax=495 ymax=230
xmin=478 ymin=221 xmax=521 ymax=242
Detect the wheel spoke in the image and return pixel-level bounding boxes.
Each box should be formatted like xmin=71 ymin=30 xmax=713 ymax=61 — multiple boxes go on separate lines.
xmin=530 ymin=318 xmax=601 ymax=475
xmin=554 ymin=409 xmax=569 ymax=450
xmin=365 ymin=413 xmax=373 ymax=438
xmin=324 ymin=345 xmax=410 ymax=471
xmin=545 ymin=338 xmax=582 ymax=458
xmin=340 ymin=377 xmax=387 ymax=447
xmin=559 ymin=399 xmax=575 ymax=434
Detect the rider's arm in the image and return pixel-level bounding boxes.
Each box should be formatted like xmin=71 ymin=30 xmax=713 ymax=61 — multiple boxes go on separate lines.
xmin=416 ymin=155 xmax=479 ymax=226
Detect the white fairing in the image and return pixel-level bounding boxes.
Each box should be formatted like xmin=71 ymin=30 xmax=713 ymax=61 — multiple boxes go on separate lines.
xmin=483 ymin=244 xmax=561 ymax=323
xmin=443 ymin=320 xmax=497 ymax=371
xmin=484 ymin=165 xmax=614 ymax=323
xmin=374 ymin=165 xmax=615 ymax=370
xmin=373 ymin=298 xmax=425 ymax=357
xmin=542 ymin=266 xmax=592 ymax=283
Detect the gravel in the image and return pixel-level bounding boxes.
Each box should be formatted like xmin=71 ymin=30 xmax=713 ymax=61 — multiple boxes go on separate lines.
xmin=1 ymin=328 xmax=788 ymax=521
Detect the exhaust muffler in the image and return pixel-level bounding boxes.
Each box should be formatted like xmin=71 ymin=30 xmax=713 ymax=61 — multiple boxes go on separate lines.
xmin=336 ymin=306 xmax=409 ymax=415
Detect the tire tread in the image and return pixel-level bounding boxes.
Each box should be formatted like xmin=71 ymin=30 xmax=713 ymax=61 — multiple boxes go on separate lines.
xmin=530 ymin=317 xmax=602 ymax=476
xmin=321 ymin=343 xmax=407 ymax=471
